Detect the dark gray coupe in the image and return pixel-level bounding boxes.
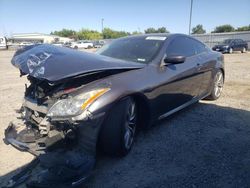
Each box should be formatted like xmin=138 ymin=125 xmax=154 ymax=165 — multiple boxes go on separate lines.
xmin=6 ymin=34 xmax=224 ymax=157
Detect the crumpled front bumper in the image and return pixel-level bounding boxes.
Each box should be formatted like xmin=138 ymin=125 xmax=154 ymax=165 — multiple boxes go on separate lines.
xmin=4 ymin=122 xmax=48 ymax=156
xmin=4 ymin=111 xmax=106 ymax=156
xmin=3 ymin=112 xmax=106 ymax=187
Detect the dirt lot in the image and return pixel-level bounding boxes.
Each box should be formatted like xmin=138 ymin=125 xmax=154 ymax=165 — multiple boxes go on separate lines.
xmin=0 ymin=50 xmax=250 ymax=187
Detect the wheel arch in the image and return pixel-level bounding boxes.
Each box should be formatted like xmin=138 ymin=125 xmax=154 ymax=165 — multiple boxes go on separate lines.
xmin=220 ymin=68 xmax=225 ymax=81
xmin=106 ymin=92 xmax=151 ymax=130
xmin=96 ymin=92 xmax=151 ymax=155
xmin=129 ymin=93 xmax=151 ymax=130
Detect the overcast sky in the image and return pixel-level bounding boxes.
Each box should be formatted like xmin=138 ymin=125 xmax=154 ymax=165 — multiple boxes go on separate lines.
xmin=0 ymin=0 xmax=249 ymax=36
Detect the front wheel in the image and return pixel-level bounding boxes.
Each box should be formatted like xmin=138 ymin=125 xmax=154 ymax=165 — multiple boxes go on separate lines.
xmin=206 ymin=70 xmax=224 ymax=100
xmin=228 ymin=48 xmax=233 ymax=54
xmin=99 ymin=97 xmax=137 ymax=156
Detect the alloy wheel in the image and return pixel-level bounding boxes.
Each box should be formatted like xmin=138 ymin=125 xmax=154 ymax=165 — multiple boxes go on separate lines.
xmin=124 ymin=100 xmax=137 ymax=150
xmin=214 ymin=71 xmax=224 ymax=98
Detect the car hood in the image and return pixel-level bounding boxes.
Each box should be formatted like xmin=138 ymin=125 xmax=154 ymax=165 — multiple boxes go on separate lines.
xmin=11 ymin=44 xmax=145 ymax=83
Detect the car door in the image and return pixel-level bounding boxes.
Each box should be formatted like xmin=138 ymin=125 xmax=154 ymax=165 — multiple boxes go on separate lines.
xmin=233 ymin=40 xmax=238 ymax=50
xmin=82 ymin=42 xmax=88 ymax=48
xmin=80 ymin=41 xmax=85 ymax=48
xmin=150 ymin=36 xmax=203 ymax=119
xmin=232 ymin=40 xmax=239 ymax=51
xmin=238 ymin=39 xmax=244 ymax=50
xmin=192 ymin=39 xmax=213 ymax=96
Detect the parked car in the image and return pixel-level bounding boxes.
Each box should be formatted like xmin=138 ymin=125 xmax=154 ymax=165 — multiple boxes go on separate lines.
xmin=0 ymin=36 xmax=8 ymax=49
xmin=6 ymin=34 xmax=224 ymax=159
xmin=71 ymin=40 xmax=93 ymax=49
xmin=212 ymin=39 xmax=248 ymax=53
xmin=63 ymin=42 xmax=72 ymax=48
xmin=93 ymin=40 xmax=105 ymax=48
xmin=51 ymin=42 xmax=64 ymax=47
xmin=19 ymin=42 xmax=34 ymax=47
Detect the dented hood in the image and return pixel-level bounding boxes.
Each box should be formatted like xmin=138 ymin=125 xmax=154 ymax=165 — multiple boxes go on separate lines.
xmin=11 ymin=44 xmax=145 ymax=82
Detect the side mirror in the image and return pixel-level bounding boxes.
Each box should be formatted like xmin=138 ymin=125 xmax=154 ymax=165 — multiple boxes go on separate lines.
xmin=164 ymin=55 xmax=186 ymax=65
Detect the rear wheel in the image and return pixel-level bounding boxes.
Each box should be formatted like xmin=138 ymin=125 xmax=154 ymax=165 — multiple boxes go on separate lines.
xmin=206 ymin=70 xmax=224 ymax=100
xmin=74 ymin=46 xmax=78 ymax=49
xmin=99 ymin=97 xmax=137 ymax=156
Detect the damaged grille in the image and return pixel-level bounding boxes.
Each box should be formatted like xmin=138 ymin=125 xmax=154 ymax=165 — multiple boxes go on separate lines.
xmin=25 ymin=76 xmax=61 ymax=105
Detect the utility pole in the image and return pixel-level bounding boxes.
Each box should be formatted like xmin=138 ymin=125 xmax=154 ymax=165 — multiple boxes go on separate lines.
xmin=188 ymin=0 xmax=193 ymax=35
xmin=101 ymin=18 xmax=104 ymax=33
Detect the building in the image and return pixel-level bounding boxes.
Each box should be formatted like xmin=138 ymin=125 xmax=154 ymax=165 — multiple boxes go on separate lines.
xmin=11 ymin=33 xmax=73 ymax=44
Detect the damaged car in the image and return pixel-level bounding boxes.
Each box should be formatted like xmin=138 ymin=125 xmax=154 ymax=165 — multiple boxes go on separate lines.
xmin=4 ymin=34 xmax=224 ymax=187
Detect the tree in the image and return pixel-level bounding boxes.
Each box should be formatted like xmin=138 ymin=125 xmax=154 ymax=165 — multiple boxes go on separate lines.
xmin=144 ymin=27 xmax=157 ymax=33
xmin=132 ymin=31 xmax=142 ymax=35
xmin=144 ymin=27 xmax=169 ymax=33
xmin=212 ymin=24 xmax=235 ymax=33
xmin=102 ymin=28 xmax=130 ymax=39
xmin=50 ymin=29 xmax=77 ymax=38
xmin=191 ymin=24 xmax=206 ymax=34
xmin=236 ymin=25 xmax=250 ymax=32
xmin=77 ymin=29 xmax=102 ymax=40
xmin=157 ymin=27 xmax=169 ymax=33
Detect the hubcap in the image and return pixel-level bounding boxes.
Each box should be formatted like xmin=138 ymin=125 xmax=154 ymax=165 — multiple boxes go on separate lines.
xmin=229 ymin=48 xmax=233 ymax=53
xmin=214 ymin=72 xmax=223 ymax=98
xmin=124 ymin=100 xmax=137 ymax=150
xmin=243 ymin=48 xmax=246 ymax=53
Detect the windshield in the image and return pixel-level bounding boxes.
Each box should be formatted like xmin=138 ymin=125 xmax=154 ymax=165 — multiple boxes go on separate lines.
xmin=96 ymin=36 xmax=166 ymax=63
xmin=222 ymin=39 xmax=233 ymax=44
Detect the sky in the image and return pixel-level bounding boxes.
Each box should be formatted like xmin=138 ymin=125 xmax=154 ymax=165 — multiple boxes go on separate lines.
xmin=0 ymin=0 xmax=249 ymax=36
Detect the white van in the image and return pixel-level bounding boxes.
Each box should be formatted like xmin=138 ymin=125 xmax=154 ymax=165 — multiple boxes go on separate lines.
xmin=0 ymin=37 xmax=8 ymax=49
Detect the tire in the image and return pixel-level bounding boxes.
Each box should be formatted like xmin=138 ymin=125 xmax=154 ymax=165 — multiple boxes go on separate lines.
xmin=206 ymin=70 xmax=224 ymax=100
xmin=74 ymin=46 xmax=78 ymax=49
xmin=228 ymin=48 xmax=233 ymax=54
xmin=87 ymin=45 xmax=91 ymax=49
xmin=242 ymin=47 xmax=246 ymax=53
xmin=99 ymin=97 xmax=137 ymax=156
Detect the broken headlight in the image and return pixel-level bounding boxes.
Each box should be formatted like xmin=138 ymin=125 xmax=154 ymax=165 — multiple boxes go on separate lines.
xmin=47 ymin=88 xmax=110 ymax=118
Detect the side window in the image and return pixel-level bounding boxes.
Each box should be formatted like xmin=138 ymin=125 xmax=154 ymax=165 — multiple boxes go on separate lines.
xmin=194 ymin=39 xmax=208 ymax=54
xmin=166 ymin=37 xmax=206 ymax=57
xmin=238 ymin=39 xmax=243 ymax=44
xmin=166 ymin=37 xmax=196 ymax=57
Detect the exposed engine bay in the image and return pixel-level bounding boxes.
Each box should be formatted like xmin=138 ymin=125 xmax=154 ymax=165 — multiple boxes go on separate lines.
xmin=5 ymin=71 xmax=114 ymax=156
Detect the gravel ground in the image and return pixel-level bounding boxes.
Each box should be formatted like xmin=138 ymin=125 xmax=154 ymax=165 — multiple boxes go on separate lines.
xmin=0 ymin=50 xmax=250 ymax=188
